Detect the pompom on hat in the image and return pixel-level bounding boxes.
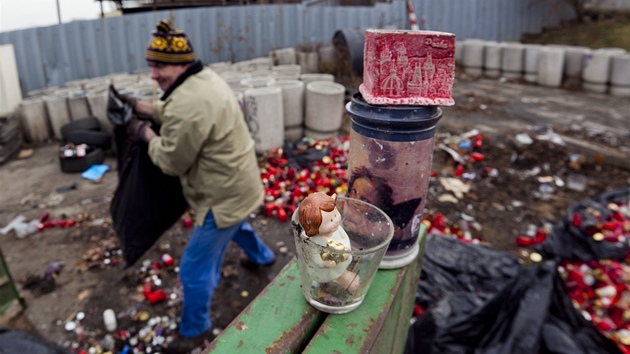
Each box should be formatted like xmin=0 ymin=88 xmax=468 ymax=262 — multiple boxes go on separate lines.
xmin=145 ymin=19 xmax=195 ymax=65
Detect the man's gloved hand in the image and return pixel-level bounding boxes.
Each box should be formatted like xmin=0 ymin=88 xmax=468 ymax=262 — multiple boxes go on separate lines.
xmin=110 ymin=85 xmax=138 ymax=110
xmin=120 ymin=95 xmax=138 ymax=111
xmin=126 ymin=120 xmax=151 ymax=143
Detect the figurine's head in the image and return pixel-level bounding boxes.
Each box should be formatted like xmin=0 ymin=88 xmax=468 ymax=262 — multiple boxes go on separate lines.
xmin=298 ymin=192 xmax=340 ymax=237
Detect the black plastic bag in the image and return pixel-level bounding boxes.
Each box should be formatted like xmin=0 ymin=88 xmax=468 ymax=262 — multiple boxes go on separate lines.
xmin=0 ymin=328 xmax=70 ymax=354
xmin=536 ymin=187 xmax=630 ymax=262
xmin=595 ymin=186 xmax=630 ymax=208
xmin=408 ymin=234 xmax=621 ymax=354
xmin=416 ymin=235 xmax=522 ymax=309
xmin=107 ymin=85 xmax=134 ymax=127
xmin=541 ymin=271 xmax=621 ymax=354
xmin=282 ymin=140 xmax=330 ymax=170
xmin=108 ymin=91 xmax=188 ymax=267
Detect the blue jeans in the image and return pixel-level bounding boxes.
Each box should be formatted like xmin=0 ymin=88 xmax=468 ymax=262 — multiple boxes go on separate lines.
xmin=178 ymin=211 xmax=275 ymax=337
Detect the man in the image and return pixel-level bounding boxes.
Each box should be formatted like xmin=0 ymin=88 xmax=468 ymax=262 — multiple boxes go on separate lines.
xmin=128 ymin=19 xmax=275 ymax=353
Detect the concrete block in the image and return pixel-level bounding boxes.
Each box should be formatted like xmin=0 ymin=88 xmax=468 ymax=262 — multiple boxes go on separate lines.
xmin=18 ymin=97 xmax=51 ymax=143
xmin=501 ymin=43 xmax=525 ymax=79
xmin=243 ymin=86 xmax=284 ymax=154
xmin=537 ymin=47 xmax=565 ymax=88
xmin=462 ymin=39 xmax=485 ymax=77
xmin=304 ymin=81 xmax=345 ymax=138
xmin=483 ymin=42 xmax=502 ymax=79
xmin=524 ymin=44 xmax=543 ymax=83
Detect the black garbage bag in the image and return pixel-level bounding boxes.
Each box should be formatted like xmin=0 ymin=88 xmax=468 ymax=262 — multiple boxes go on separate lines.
xmin=536 ymin=187 xmax=630 ymax=262
xmin=0 ymin=328 xmax=70 ymax=354
xmin=108 ymin=88 xmax=188 ymax=267
xmin=541 ymin=271 xmax=621 ymax=354
xmin=282 ymin=140 xmax=329 ymax=170
xmin=408 ymin=234 xmax=621 ymax=354
xmin=107 ymin=85 xmax=134 ymax=127
xmin=595 ymin=186 xmax=630 ymax=208
xmin=416 ymin=235 xmax=522 ymax=308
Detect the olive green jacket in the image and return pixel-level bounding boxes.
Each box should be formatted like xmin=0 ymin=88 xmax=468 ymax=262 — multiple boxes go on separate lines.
xmin=148 ymin=66 xmax=263 ymax=228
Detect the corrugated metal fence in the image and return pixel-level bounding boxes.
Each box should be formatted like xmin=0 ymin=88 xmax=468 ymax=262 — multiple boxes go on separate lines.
xmin=0 ymin=0 xmax=574 ymax=96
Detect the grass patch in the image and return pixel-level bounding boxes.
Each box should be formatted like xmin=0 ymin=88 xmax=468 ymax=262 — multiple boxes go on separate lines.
xmin=522 ymin=17 xmax=630 ymax=51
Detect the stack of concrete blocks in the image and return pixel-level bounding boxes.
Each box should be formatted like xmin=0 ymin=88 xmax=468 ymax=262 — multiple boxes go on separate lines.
xmin=215 ymin=58 xmax=287 ymax=151
xmin=14 ymin=73 xmax=147 ymax=143
xmin=458 ymin=39 xmax=629 ymax=96
xmin=582 ymin=48 xmax=626 ymax=94
xmin=211 ymin=54 xmax=344 ymax=150
xmin=15 ymin=43 xmax=345 ymax=152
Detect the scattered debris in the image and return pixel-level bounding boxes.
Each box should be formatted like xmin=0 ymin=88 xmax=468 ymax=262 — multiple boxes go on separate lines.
xmin=56 ymin=182 xmax=79 ymax=193
xmin=17 ymin=148 xmax=34 ymax=159
xmin=81 ymin=164 xmax=110 ymax=182
xmin=21 ymin=261 xmax=65 ymax=297
xmin=438 ymin=178 xmax=471 ymax=199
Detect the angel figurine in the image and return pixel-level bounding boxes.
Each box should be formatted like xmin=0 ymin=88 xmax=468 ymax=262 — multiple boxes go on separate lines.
xmin=297 ymin=192 xmax=360 ymax=294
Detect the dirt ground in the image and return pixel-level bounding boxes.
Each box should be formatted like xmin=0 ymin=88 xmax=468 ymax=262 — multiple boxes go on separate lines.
xmin=0 ymin=68 xmax=629 ymax=353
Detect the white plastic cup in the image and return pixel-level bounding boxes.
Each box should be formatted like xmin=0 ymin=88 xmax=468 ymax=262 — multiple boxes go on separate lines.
xmin=103 ymin=309 xmax=117 ymax=332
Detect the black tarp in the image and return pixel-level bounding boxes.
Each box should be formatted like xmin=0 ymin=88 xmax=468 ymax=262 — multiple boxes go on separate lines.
xmin=407 ymin=186 xmax=630 ymax=354
xmin=408 ymin=235 xmax=622 ymax=354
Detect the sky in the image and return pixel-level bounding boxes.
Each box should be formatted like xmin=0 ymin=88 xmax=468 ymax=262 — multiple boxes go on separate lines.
xmin=0 ymin=0 xmax=116 ymax=33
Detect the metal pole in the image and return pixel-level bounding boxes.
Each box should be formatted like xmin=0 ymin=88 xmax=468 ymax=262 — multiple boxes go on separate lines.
xmin=405 ymin=0 xmax=420 ymax=31
xmin=56 ymin=0 xmax=62 ymax=24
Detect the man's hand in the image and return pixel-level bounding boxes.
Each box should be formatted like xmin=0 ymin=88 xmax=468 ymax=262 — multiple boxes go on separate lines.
xmin=126 ymin=120 xmax=150 ymax=142
xmin=120 ymin=95 xmax=138 ymax=111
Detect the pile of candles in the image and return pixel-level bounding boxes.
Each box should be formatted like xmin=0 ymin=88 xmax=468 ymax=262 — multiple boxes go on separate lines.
xmin=259 ymin=137 xmax=350 ymax=222
xmin=559 ymin=199 xmax=630 ymax=353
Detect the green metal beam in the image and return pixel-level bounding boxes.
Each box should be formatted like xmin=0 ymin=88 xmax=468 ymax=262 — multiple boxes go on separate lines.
xmin=303 ymin=225 xmax=427 ymax=353
xmin=203 ymin=260 xmax=327 ymax=353
xmin=205 ymin=224 xmax=427 ymax=354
